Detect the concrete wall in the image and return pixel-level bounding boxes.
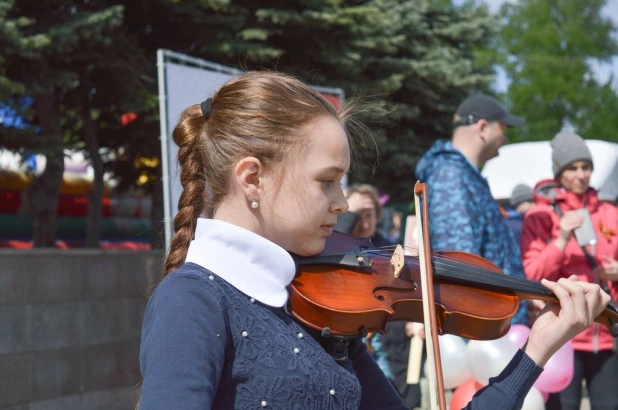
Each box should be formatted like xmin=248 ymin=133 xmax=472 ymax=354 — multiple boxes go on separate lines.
xmin=0 ymin=249 xmax=164 ymax=410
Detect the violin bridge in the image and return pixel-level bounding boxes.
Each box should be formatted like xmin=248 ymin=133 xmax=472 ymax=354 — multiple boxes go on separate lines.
xmin=390 ymin=244 xmax=405 ymax=278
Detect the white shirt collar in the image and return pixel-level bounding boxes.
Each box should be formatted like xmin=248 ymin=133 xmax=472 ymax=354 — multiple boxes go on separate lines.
xmin=185 ymin=218 xmax=296 ymax=307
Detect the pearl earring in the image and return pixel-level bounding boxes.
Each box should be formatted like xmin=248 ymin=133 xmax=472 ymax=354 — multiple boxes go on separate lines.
xmin=251 ymin=199 xmax=259 ymax=209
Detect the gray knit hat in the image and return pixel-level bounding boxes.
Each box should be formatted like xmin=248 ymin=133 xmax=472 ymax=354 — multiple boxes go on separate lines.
xmin=550 ymin=131 xmax=593 ymax=178
xmin=510 ymin=184 xmax=533 ymax=208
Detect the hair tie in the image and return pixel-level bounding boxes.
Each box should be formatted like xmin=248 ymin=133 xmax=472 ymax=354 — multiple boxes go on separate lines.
xmin=200 ymin=98 xmax=212 ymax=119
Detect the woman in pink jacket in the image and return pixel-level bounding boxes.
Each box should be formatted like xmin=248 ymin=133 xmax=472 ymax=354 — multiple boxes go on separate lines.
xmin=521 ymin=131 xmax=618 ymax=410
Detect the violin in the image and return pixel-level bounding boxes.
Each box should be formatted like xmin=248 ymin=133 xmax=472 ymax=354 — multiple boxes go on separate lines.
xmin=288 ymin=182 xmax=618 ymax=409
xmin=289 ymin=209 xmax=618 ymax=342
xmin=289 ymin=231 xmax=618 ymax=339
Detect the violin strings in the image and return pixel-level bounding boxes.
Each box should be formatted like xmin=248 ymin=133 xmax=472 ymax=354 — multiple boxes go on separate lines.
xmin=366 ymin=245 xmax=496 ymax=266
xmin=363 ymin=245 xmax=515 ymax=279
xmin=363 ymin=246 xmax=569 ymax=294
xmin=364 ymin=247 xmax=506 ymax=275
xmin=432 ymin=261 xmax=552 ymax=294
xmin=358 ymin=246 xmax=618 ymax=314
xmin=362 ymin=246 xmax=551 ymax=295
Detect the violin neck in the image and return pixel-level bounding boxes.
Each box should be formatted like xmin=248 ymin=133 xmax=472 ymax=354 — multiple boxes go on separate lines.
xmin=431 ymin=257 xmax=556 ymax=301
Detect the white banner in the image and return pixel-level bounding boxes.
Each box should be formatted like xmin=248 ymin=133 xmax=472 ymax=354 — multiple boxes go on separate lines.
xmin=164 ymin=64 xmax=236 ymax=219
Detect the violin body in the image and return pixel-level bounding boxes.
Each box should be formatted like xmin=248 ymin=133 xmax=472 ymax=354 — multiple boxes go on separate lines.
xmin=289 ymin=231 xmax=618 ymax=340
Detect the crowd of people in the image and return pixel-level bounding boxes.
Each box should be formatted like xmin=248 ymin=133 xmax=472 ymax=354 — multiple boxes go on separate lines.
xmin=345 ymin=95 xmax=618 ymax=409
xmin=137 ymin=71 xmax=616 ymax=409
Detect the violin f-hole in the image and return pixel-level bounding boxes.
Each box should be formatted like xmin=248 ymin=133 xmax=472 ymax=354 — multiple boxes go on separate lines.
xmin=374 ymin=285 xmax=419 ymax=302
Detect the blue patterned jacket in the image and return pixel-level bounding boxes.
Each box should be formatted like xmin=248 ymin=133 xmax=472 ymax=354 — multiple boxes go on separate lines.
xmin=415 ymin=140 xmax=528 ymax=325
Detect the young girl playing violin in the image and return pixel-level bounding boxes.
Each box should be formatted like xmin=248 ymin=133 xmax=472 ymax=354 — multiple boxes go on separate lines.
xmin=138 ymin=71 xmax=611 ymax=410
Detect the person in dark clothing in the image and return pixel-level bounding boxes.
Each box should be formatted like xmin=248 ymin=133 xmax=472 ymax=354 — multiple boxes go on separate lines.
xmin=381 ymin=321 xmax=427 ymax=409
xmin=334 ymin=183 xmax=394 ymax=248
xmin=507 ymin=184 xmax=535 ymax=246
xmin=335 ymin=184 xmax=426 ymax=407
xmin=333 ymin=183 xmax=395 ymax=380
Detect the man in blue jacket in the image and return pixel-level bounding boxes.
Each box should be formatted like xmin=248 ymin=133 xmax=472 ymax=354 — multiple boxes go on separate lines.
xmin=415 ymin=94 xmax=528 ymax=325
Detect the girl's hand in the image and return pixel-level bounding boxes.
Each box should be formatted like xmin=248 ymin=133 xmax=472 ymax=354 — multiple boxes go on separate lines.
xmin=524 ymin=275 xmax=610 ymax=367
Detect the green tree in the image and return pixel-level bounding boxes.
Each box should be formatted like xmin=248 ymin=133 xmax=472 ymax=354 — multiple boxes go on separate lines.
xmin=1 ymin=1 xmax=126 ymax=246
xmin=1 ymin=0 xmax=503 ymax=247
xmin=129 ymin=0 xmax=498 ymax=203
xmin=499 ymin=0 xmax=618 ymax=142
xmin=0 ymin=0 xmax=31 ymax=99
xmin=1 ymin=0 xmax=155 ymax=247
xmin=62 ymin=14 xmax=154 ymax=247
xmin=0 ymin=0 xmax=49 ymax=151
xmin=341 ymin=0 xmax=498 ymax=202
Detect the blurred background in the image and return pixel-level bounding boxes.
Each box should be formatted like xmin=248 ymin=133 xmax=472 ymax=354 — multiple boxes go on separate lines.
xmin=1 ymin=0 xmax=617 ymax=408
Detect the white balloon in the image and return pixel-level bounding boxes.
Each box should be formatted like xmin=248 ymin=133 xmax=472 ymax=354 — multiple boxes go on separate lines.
xmin=466 ymin=335 xmax=518 ymax=385
xmin=522 ymin=386 xmax=545 ymax=410
xmin=438 ymin=334 xmax=471 ymax=390
xmin=423 ymin=335 xmax=471 ymax=390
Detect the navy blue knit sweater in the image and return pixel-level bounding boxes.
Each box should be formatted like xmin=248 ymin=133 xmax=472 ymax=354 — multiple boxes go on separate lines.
xmin=139 ymin=263 xmax=543 ymax=410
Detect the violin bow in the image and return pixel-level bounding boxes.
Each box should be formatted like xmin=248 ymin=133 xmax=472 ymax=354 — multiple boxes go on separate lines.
xmin=414 ymin=182 xmax=447 ymax=410
xmin=403 ymin=215 xmax=424 ymax=386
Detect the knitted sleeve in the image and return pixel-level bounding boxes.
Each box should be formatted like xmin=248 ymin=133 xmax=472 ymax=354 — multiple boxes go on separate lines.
xmin=139 ymin=272 xmax=228 ymax=409
xmin=351 ymin=339 xmax=409 ymax=410
xmin=463 ymin=350 xmax=542 ymax=410
xmin=354 ymin=338 xmax=541 ymax=410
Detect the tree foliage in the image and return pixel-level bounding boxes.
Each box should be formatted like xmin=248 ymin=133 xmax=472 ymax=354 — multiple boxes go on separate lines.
xmin=126 ymin=0 xmax=498 ymax=203
xmin=498 ymin=0 xmax=618 ymax=141
xmin=0 ymin=0 xmax=505 ymax=245
xmin=0 ymin=0 xmax=156 ymax=246
xmin=1 ymin=0 xmax=127 ymax=246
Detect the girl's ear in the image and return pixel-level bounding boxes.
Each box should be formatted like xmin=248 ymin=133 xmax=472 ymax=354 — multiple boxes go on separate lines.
xmin=233 ymin=156 xmax=264 ymax=201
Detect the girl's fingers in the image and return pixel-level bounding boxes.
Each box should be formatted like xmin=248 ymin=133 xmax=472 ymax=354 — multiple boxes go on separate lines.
xmin=555 ymin=278 xmax=590 ymax=324
xmin=558 ymin=279 xmax=609 ymax=324
xmin=541 ymin=278 xmax=575 ymax=320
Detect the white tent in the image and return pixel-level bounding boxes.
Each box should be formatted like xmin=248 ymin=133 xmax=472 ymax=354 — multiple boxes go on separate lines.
xmin=481 ymin=140 xmax=618 ymax=202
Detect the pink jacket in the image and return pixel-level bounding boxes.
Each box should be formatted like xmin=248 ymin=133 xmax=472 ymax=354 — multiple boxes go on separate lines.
xmin=521 ymin=179 xmax=618 ymax=352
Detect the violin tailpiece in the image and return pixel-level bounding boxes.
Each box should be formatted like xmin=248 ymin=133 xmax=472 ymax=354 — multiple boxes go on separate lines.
xmin=391 ymin=244 xmax=405 ymax=278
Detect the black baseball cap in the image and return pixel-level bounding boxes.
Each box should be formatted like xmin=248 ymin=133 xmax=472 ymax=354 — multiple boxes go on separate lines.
xmin=454 ymin=94 xmax=524 ymax=127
